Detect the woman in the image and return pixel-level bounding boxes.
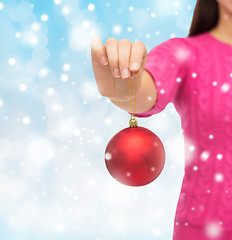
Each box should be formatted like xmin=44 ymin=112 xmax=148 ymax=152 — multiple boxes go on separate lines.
xmin=91 ymin=0 xmax=232 ymax=239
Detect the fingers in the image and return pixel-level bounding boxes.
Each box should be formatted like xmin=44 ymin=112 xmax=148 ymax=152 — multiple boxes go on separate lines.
xmin=129 ymin=41 xmax=147 ymax=73
xmin=118 ymin=39 xmax=132 ymax=79
xmin=91 ymin=36 xmax=147 ymax=81
xmin=105 ymin=37 xmax=121 ymax=78
xmin=91 ymin=35 xmax=109 ymax=65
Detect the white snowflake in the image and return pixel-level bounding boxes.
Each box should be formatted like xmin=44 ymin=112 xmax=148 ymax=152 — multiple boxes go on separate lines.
xmin=204 ymin=222 xmax=223 ymax=239
xmin=221 ymin=83 xmax=230 ymax=93
xmin=192 ymin=72 xmax=197 ymax=78
xmin=216 ymin=153 xmax=223 ymax=160
xmin=105 ymin=152 xmax=112 ymax=160
xmin=88 ymin=4 xmax=95 ymax=11
xmin=214 ymin=173 xmax=224 ymax=182
xmin=41 ymin=14 xmax=48 ymax=22
xmin=200 ymin=150 xmax=210 ymax=161
xmin=22 ymin=116 xmax=31 ymax=125
xmin=8 ymin=57 xmax=16 ymax=66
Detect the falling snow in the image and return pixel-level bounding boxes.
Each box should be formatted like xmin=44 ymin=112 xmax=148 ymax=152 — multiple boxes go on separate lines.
xmin=200 ymin=150 xmax=210 ymax=161
xmin=8 ymin=57 xmax=16 ymax=65
xmin=1 ymin=0 xmax=230 ymax=240
xmin=204 ymin=222 xmax=223 ymax=239
xmin=41 ymin=14 xmax=48 ymax=22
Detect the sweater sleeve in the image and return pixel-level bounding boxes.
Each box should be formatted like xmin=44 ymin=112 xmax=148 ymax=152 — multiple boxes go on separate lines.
xmin=128 ymin=37 xmax=189 ymax=118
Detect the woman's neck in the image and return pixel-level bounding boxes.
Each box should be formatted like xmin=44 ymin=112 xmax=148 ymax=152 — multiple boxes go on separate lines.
xmin=209 ymin=4 xmax=232 ymax=45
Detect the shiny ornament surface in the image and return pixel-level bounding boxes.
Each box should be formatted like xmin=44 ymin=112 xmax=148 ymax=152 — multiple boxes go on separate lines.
xmin=104 ymin=126 xmax=165 ymax=187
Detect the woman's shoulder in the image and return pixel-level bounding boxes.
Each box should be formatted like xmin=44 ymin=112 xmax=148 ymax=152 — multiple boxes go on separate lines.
xmin=149 ymin=36 xmax=192 ymax=60
xmin=148 ymin=33 xmax=208 ymax=66
xmin=164 ymin=32 xmax=208 ymax=48
xmin=169 ymin=32 xmax=209 ymax=51
xmin=160 ymin=32 xmax=208 ymax=63
xmin=155 ymin=36 xmax=194 ymax=65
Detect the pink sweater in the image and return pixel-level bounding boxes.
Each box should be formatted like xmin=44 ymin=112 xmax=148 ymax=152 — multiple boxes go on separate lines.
xmin=128 ymin=32 xmax=232 ymax=239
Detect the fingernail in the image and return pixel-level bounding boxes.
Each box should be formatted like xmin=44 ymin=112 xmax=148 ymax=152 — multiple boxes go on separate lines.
xmin=131 ymin=62 xmax=139 ymax=70
xmin=121 ymin=69 xmax=130 ymax=78
xmin=101 ymin=56 xmax=108 ymax=65
xmin=113 ymin=68 xmax=120 ymax=78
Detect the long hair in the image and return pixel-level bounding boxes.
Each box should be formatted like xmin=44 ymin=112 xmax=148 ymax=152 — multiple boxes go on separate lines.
xmin=187 ymin=0 xmax=219 ymax=37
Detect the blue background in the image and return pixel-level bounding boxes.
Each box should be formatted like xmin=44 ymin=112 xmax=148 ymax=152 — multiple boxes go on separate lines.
xmin=0 ymin=0 xmax=195 ymax=239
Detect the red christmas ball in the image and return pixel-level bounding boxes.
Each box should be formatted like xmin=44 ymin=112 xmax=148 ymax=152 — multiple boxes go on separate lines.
xmin=104 ymin=126 xmax=165 ymax=187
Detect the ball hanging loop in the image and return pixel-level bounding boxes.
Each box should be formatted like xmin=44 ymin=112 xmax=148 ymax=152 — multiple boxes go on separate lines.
xmin=129 ymin=117 xmax=138 ymax=128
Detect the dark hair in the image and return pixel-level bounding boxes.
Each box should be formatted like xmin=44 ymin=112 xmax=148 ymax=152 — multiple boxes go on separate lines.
xmin=187 ymin=0 xmax=219 ymax=37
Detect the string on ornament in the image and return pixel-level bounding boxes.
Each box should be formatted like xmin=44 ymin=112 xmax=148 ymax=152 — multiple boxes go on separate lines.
xmin=104 ymin=71 xmax=166 ymax=187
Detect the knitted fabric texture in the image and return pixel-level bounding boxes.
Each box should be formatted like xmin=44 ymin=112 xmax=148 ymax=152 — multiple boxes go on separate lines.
xmin=128 ymin=32 xmax=232 ymax=240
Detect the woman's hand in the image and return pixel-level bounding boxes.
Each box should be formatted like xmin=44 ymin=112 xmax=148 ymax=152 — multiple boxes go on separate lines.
xmin=91 ymin=36 xmax=147 ymax=100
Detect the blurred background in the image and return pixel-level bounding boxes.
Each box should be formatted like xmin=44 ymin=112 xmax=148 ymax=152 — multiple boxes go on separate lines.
xmin=0 ymin=0 xmax=196 ymax=239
